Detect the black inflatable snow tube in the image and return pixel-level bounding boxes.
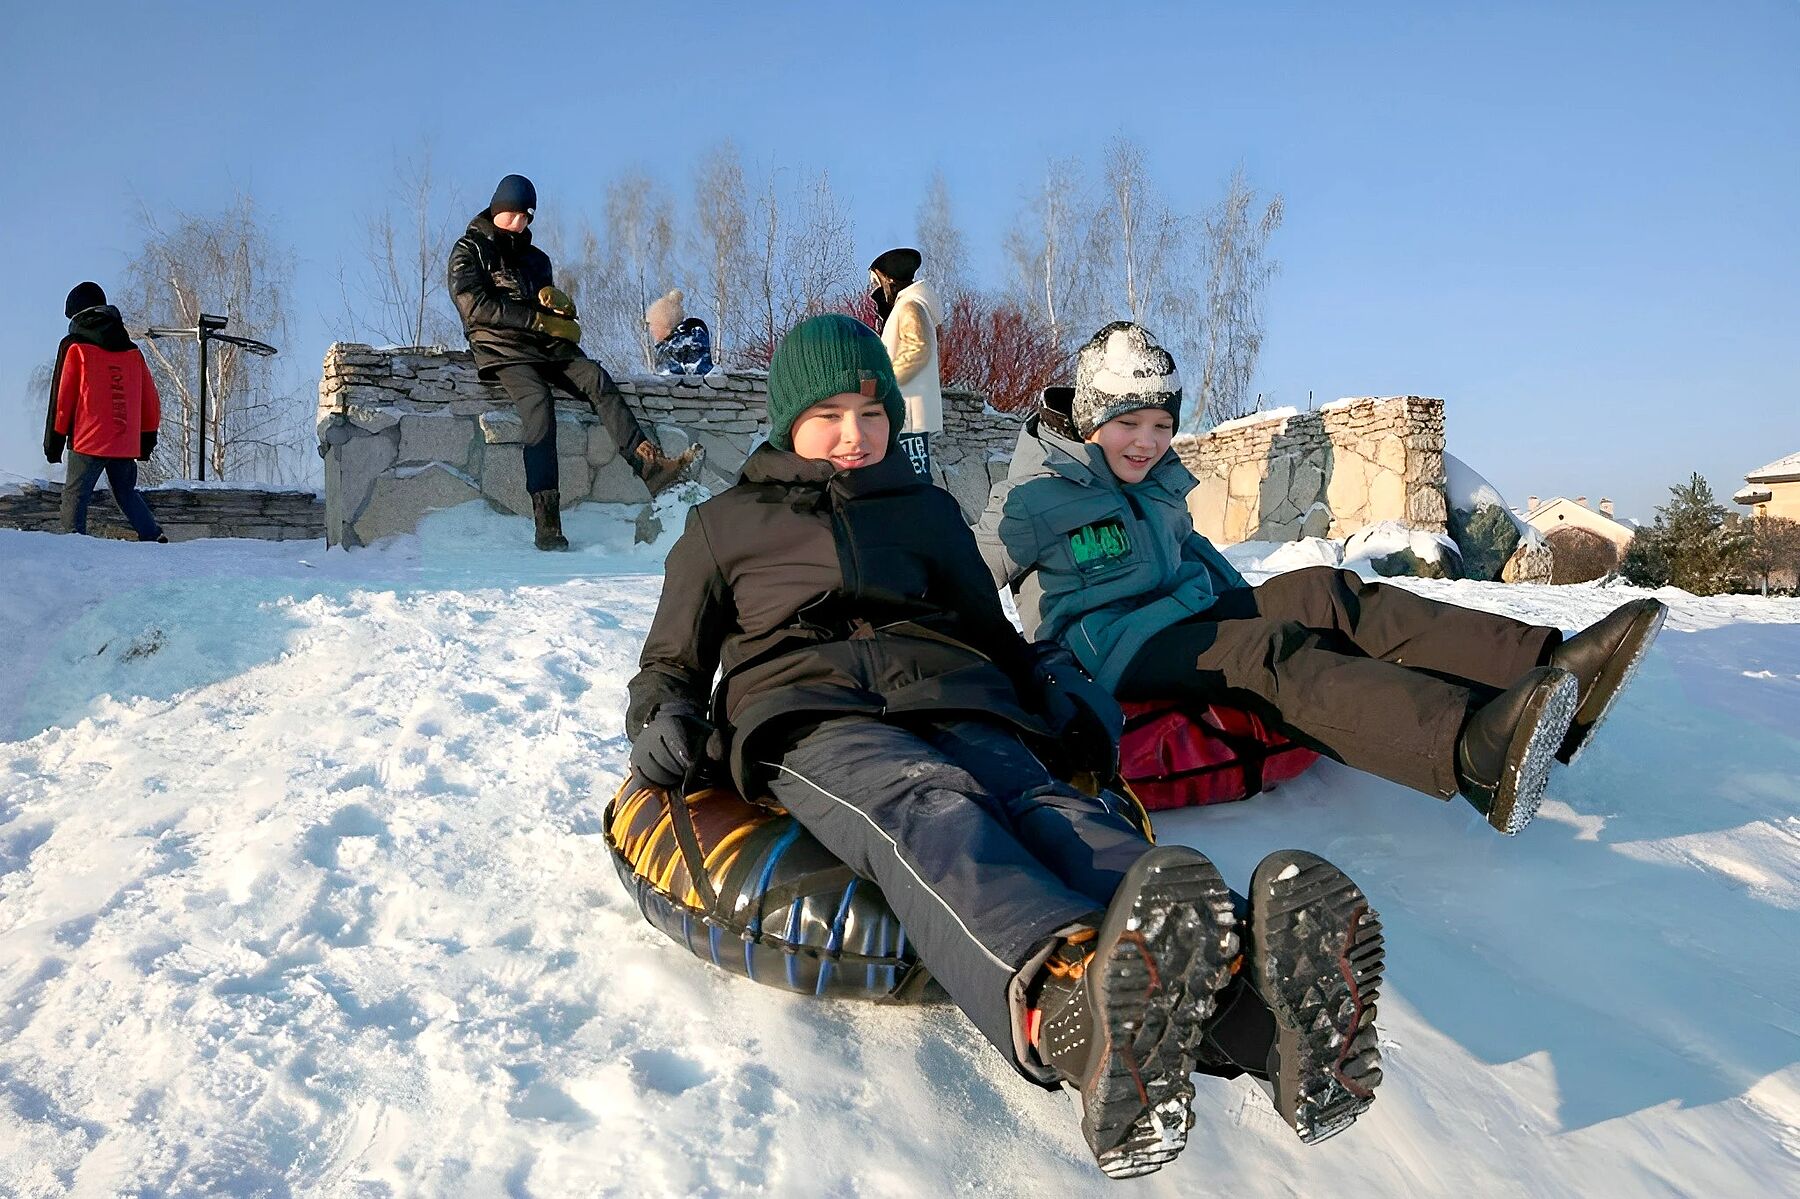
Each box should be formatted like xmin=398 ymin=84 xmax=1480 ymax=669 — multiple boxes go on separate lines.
xmin=605 ymin=771 xmax=1156 ymax=1003
xmin=605 ymin=778 xmax=933 ymax=1001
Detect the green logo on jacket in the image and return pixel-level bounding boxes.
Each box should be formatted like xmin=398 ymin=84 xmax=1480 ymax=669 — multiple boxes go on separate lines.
xmin=1068 ymin=518 xmax=1132 ymax=572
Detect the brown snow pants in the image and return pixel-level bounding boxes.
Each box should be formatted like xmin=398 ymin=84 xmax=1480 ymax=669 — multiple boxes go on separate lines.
xmin=1116 ymin=566 xmax=1560 ymax=798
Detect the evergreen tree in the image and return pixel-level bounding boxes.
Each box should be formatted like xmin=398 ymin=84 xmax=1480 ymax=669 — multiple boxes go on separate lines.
xmin=1619 ymin=526 xmax=1671 ymax=589
xmin=1639 ymin=473 xmax=1749 ymax=595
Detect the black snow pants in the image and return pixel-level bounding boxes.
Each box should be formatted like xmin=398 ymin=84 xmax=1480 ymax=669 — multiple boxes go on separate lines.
xmin=492 ymin=358 xmax=651 ymax=496
xmin=1118 ymin=566 xmax=1561 ymax=799
xmin=763 ymin=715 xmax=1150 ymax=1083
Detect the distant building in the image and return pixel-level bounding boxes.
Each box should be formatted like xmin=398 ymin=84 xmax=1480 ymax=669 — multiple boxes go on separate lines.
xmin=1733 ymin=451 xmax=1800 ymax=522
xmin=1514 ymin=495 xmax=1634 ymax=583
xmin=1734 ymin=451 xmax=1800 ymax=592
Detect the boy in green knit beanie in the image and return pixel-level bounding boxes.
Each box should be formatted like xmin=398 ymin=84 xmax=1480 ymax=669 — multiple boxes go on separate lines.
xmin=627 ymin=313 xmax=1252 ymax=1179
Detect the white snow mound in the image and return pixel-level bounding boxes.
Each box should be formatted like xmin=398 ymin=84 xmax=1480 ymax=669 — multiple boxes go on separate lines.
xmin=2 ymin=506 xmax=1799 ymax=1196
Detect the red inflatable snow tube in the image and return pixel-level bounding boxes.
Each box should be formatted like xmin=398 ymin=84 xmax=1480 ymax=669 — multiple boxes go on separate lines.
xmin=1117 ymin=701 xmax=1320 ymax=811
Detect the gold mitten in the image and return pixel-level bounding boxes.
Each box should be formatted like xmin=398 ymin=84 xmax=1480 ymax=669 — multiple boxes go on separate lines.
xmin=533 ymin=311 xmax=583 ymax=343
xmin=537 ymin=285 xmax=577 ymax=318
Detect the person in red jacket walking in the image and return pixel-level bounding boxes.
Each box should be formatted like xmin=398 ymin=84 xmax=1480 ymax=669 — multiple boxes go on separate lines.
xmin=44 ymin=282 xmax=166 ymax=541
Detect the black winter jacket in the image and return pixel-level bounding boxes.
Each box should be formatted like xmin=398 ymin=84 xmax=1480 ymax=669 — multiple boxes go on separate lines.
xmin=628 ymin=443 xmax=1055 ymax=794
xmin=446 ymin=210 xmax=582 ymax=378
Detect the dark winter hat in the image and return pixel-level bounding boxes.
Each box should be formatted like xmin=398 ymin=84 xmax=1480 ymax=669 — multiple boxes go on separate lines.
xmin=65 ymin=281 xmax=107 ymax=318
xmin=765 ymin=315 xmax=904 ymax=451
xmin=490 ymin=174 xmax=537 ymax=218
xmin=1071 ymin=321 xmax=1184 ymax=438
xmin=868 ymin=247 xmax=922 ymax=283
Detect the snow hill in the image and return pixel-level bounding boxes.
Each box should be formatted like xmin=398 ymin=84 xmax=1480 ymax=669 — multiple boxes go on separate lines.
xmin=3 ymin=500 xmax=1798 ymax=1197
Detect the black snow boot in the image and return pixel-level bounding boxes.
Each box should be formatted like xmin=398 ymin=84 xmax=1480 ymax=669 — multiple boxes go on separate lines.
xmin=1242 ymin=850 xmax=1385 ymax=1144
xmin=530 ymin=489 xmax=569 ymax=551
xmin=1548 ymin=598 xmax=1668 ymax=764
xmin=1455 ymin=666 xmax=1580 ymax=835
xmin=1029 ymin=846 xmax=1240 ymax=1180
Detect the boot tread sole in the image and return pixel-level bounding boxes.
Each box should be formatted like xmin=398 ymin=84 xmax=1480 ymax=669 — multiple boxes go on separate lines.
xmin=1250 ymin=851 xmax=1386 ymax=1145
xmin=1084 ymin=849 xmax=1240 ymax=1179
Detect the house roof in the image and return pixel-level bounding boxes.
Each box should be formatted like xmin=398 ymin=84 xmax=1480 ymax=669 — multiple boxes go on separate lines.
xmin=1746 ymin=451 xmax=1800 ymax=484
xmin=1734 ymin=485 xmax=1774 ymax=505
xmin=1523 ymin=497 xmax=1630 ymax=529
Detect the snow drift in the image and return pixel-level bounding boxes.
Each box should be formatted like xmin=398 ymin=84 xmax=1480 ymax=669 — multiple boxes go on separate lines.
xmin=3 ymin=500 xmax=1798 ymax=1196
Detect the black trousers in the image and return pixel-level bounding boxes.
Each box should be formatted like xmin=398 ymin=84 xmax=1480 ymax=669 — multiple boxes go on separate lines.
xmin=1118 ymin=566 xmax=1559 ymax=798
xmin=492 ymin=358 xmax=650 ymax=495
xmin=763 ymin=716 xmax=1149 ymax=1081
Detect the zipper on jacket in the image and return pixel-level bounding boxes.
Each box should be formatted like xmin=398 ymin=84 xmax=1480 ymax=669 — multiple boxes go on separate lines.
xmin=1122 ymin=490 xmax=1169 ymax=584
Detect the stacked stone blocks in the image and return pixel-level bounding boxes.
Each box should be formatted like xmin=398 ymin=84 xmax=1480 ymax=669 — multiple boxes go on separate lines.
xmin=316 ymin=344 xmax=1026 ymax=546
xmin=1174 ymin=397 xmax=1449 ymax=546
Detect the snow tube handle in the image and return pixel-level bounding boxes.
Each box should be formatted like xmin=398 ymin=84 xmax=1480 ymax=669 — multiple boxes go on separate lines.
xmin=644 ymin=763 xmax=723 ymax=918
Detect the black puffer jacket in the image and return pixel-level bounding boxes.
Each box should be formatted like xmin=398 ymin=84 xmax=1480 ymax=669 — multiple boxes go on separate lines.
xmin=44 ymin=305 xmax=140 ymax=461
xmin=628 ymin=443 xmax=1056 ymax=794
xmin=446 ymin=210 xmax=581 ymax=378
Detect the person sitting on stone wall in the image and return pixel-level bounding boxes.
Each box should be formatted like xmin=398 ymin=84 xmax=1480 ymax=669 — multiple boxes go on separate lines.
xmin=448 ymin=173 xmax=701 ymax=551
xmin=646 ymin=289 xmax=714 ymax=376
xmin=44 ymin=281 xmax=167 ymax=543
xmin=976 ymin=320 xmax=1669 ymax=838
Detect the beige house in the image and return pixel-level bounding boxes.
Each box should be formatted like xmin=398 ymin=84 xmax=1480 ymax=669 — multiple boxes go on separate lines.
xmin=1518 ymin=496 xmax=1635 ymax=583
xmin=1733 ymin=451 xmax=1800 ymax=521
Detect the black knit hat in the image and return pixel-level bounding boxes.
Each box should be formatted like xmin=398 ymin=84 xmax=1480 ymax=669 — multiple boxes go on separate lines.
xmin=868 ymin=247 xmax=922 ymax=283
xmin=490 ymin=174 xmax=537 ymax=218
xmin=65 ymin=281 xmax=107 ymax=318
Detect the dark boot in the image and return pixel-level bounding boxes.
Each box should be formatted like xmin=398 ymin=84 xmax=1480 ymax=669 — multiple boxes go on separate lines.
xmin=1548 ymin=598 xmax=1668 ymax=764
xmin=1029 ymin=846 xmax=1239 ymax=1180
xmin=1455 ymin=666 xmax=1579 ymax=834
xmin=1243 ymin=850 xmax=1384 ymax=1144
xmin=632 ymin=440 xmax=704 ymax=496
xmin=529 ymin=489 xmax=569 ymax=551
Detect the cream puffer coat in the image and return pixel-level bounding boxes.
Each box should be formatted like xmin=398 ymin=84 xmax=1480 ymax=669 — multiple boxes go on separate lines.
xmin=879 ymin=280 xmax=944 ymax=434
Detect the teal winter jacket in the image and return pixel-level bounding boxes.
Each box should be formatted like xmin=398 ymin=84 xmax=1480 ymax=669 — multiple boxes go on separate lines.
xmin=974 ymin=405 xmax=1247 ymax=691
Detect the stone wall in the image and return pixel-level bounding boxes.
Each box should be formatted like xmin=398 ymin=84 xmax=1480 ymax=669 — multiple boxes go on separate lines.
xmin=316 ymin=343 xmax=1023 ymax=547
xmin=0 ymin=482 xmax=323 ymax=542
xmin=1174 ymin=396 xmax=1448 ymax=546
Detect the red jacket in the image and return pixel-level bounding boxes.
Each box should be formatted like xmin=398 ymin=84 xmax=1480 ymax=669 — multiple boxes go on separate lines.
xmin=54 ymin=341 xmax=161 ymax=459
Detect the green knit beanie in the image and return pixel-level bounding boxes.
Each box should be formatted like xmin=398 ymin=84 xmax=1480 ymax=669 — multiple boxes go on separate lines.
xmin=765 ymin=314 xmax=904 ymax=450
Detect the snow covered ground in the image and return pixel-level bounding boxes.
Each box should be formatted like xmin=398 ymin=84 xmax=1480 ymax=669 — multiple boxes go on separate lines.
xmin=3 ymin=501 xmax=1798 ymax=1197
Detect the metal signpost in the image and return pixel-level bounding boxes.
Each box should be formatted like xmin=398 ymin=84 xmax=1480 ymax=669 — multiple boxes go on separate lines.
xmin=140 ymin=313 xmax=279 ymax=481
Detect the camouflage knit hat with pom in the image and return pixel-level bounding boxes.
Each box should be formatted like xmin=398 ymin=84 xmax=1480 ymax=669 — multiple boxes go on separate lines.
xmin=765 ymin=315 xmax=904 ymax=451
xmin=1071 ymin=321 xmax=1184 ymax=438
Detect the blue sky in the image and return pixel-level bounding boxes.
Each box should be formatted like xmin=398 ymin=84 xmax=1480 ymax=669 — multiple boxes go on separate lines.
xmin=3 ymin=0 xmax=1795 ymax=523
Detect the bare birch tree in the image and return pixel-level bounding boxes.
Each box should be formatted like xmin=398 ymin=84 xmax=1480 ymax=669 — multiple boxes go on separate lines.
xmin=123 ymin=194 xmax=303 ymax=482
xmin=1099 ymin=135 xmax=1184 ymax=327
xmin=742 ymin=173 xmax=786 ymax=366
xmin=1005 ymin=156 xmax=1105 ymax=367
xmin=691 ymin=142 xmax=750 ymax=366
xmin=915 ymin=169 xmax=969 ymax=303
xmin=337 ymin=146 xmax=463 ymax=348
xmin=603 ymin=173 xmax=679 ymax=370
xmin=784 ymin=171 xmax=857 ymax=322
xmin=1190 ymin=168 xmax=1283 ymax=428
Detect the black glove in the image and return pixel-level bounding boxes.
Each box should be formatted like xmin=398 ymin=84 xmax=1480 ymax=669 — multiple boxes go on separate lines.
xmin=630 ymin=704 xmax=712 ymax=790
xmin=45 ymin=431 xmax=66 ymax=464
xmin=1027 ymin=642 xmax=1124 ymax=780
xmin=139 ymin=431 xmax=157 ymax=462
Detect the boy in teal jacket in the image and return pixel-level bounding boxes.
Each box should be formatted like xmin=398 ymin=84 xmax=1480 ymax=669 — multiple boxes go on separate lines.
xmin=977 ymin=322 xmax=1666 ymax=838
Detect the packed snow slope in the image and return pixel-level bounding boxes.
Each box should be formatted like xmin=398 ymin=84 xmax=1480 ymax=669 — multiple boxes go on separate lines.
xmin=3 ymin=502 xmax=1798 ymax=1198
